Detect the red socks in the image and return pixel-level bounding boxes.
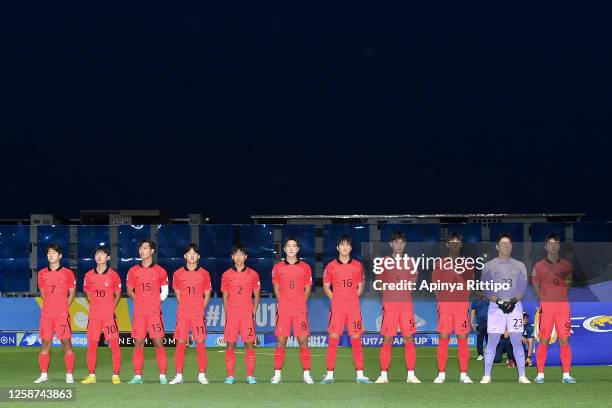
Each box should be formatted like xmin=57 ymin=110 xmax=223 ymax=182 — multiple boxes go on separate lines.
xmin=437 ymin=337 xmax=449 ymax=373
xmin=560 ymin=343 xmax=572 ymax=373
xmin=274 ymin=347 xmax=286 ymax=370
xmin=64 ymin=351 xmax=75 ymax=374
xmin=457 ymin=337 xmax=469 ymax=373
xmin=133 ymin=347 xmax=144 ymax=375
xmin=404 ymin=340 xmax=416 ymax=371
xmin=86 ymin=345 xmax=97 ymax=374
xmin=174 ymin=342 xmax=186 ymax=374
xmin=536 ymin=343 xmax=548 ymax=374
xmin=155 ymin=347 xmax=167 ymax=375
xmin=350 ymin=338 xmax=364 ymax=370
xmin=39 ymin=353 xmax=50 ymax=373
xmin=326 ymin=336 xmax=339 ymax=371
xmin=380 ymin=342 xmax=392 ymax=371
xmin=225 ymin=348 xmax=236 ymax=377
xmin=245 ymin=349 xmax=256 ymax=377
xmin=196 ymin=342 xmax=207 ymax=373
xmin=299 ymin=346 xmax=311 ymax=370
xmin=109 ymin=339 xmax=121 ymax=375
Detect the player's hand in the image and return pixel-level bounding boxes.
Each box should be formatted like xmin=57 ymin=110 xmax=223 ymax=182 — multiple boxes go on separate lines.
xmin=508 ymin=297 xmax=518 ymax=305
xmin=526 ymin=357 xmax=533 ymax=366
xmin=497 ymin=299 xmax=515 ymax=314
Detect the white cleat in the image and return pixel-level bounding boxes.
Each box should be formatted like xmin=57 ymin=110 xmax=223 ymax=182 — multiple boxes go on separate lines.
xmin=433 ymin=375 xmax=445 ymax=384
xmin=480 ymin=376 xmax=491 ymax=384
xmin=303 ymin=374 xmax=314 ymax=384
xmin=460 ymin=376 xmax=473 ymax=384
xmin=375 ymin=375 xmax=389 ymax=384
xmin=270 ymin=375 xmax=282 ymax=384
xmin=34 ymin=374 xmax=48 ymax=384
xmin=518 ymin=376 xmax=531 ymax=384
xmin=406 ymin=376 xmax=421 ymax=384
xmin=476 ymin=355 xmax=484 ymax=361
xmin=198 ymin=374 xmax=209 ymax=384
xmin=65 ymin=374 xmax=74 ymax=384
xmin=169 ymin=375 xmax=183 ymax=384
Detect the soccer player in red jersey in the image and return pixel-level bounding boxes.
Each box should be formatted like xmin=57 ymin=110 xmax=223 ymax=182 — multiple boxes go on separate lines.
xmin=432 ymin=233 xmax=474 ymax=384
xmin=169 ymin=244 xmax=212 ymax=385
xmin=34 ymin=243 xmax=77 ymax=384
xmin=532 ymin=233 xmax=576 ymax=384
xmin=126 ymin=240 xmax=170 ymax=384
xmin=221 ymin=244 xmax=261 ymax=384
xmin=81 ymin=246 xmax=122 ymax=384
xmin=270 ymin=236 xmax=314 ymax=384
xmin=374 ymin=231 xmax=420 ymax=384
xmin=321 ymin=235 xmax=372 ymax=384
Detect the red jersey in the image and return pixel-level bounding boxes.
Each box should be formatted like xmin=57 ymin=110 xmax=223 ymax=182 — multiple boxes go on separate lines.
xmin=126 ymin=263 xmax=168 ymax=316
xmin=38 ymin=266 xmax=76 ymax=318
xmin=323 ymin=257 xmax=364 ymax=312
xmin=83 ymin=267 xmax=122 ymax=319
xmin=272 ymin=259 xmax=312 ymax=316
xmin=379 ymin=255 xmax=418 ymax=304
xmin=173 ymin=266 xmax=212 ymax=319
xmin=532 ymin=257 xmax=572 ymax=312
xmin=221 ymin=266 xmax=260 ymax=318
xmin=432 ymin=257 xmax=474 ymax=314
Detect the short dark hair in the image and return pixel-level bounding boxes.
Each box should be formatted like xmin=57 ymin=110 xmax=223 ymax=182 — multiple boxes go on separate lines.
xmin=388 ymin=231 xmax=406 ymax=242
xmin=283 ymin=236 xmax=300 ymax=247
xmin=231 ymin=243 xmax=247 ymax=256
xmin=447 ymin=232 xmax=463 ymax=242
xmin=46 ymin=243 xmax=63 ymax=255
xmin=139 ymin=239 xmax=156 ymax=250
xmin=496 ymin=233 xmax=512 ymax=244
xmin=184 ymin=243 xmax=200 ymax=255
xmin=95 ymin=246 xmax=110 ymax=256
xmin=545 ymin=233 xmax=561 ymax=243
xmin=337 ymin=234 xmax=352 ymax=246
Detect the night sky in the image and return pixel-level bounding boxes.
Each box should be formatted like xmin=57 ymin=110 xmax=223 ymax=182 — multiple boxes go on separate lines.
xmin=2 ymin=3 xmax=611 ymax=222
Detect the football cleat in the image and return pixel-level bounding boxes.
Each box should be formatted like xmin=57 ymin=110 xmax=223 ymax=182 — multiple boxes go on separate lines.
xmin=224 ymin=376 xmax=235 ymax=385
xmin=127 ymin=376 xmax=142 ymax=384
xmin=562 ymin=376 xmax=577 ymax=384
xmin=81 ymin=376 xmax=96 ymax=384
xmin=480 ymin=376 xmax=491 ymax=384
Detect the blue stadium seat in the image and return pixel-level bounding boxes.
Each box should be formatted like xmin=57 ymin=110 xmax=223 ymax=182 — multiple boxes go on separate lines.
xmin=531 ymin=222 xmax=566 ymax=242
xmin=77 ymin=226 xmax=110 ymax=291
xmin=117 ymin=225 xmax=151 ymax=280
xmin=489 ymin=223 xmax=524 ymax=242
xmin=199 ymin=225 xmax=233 ymax=258
xmin=322 ymin=225 xmax=370 ymax=261
xmin=247 ymin=258 xmax=275 ymax=293
xmin=573 ymin=222 xmax=609 ymax=242
xmin=281 ymin=225 xmax=315 ymax=259
xmin=380 ymin=224 xmax=441 ymax=243
xmin=0 ymin=259 xmax=30 ymax=292
xmin=157 ymin=224 xmax=192 ymax=260
xmin=37 ymin=225 xmax=70 ymax=271
xmin=446 ymin=224 xmax=482 ymax=243
xmin=238 ymin=225 xmax=275 ymax=258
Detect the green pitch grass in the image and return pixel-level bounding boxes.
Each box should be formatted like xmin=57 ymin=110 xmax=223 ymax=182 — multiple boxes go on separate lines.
xmin=0 ymin=346 xmax=609 ymax=407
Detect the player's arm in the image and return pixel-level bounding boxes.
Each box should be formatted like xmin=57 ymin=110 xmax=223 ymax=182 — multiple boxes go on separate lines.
xmin=203 ymin=289 xmax=211 ymax=308
xmin=304 ymin=283 xmax=311 ymax=300
xmin=323 ymin=282 xmax=333 ymax=300
xmin=481 ymin=265 xmax=498 ymax=302
xmin=113 ymin=289 xmax=121 ymax=309
xmin=126 ymin=269 xmax=136 ymax=299
xmin=175 ymin=288 xmax=181 ymax=303
xmin=357 ymin=281 xmax=365 ymax=297
xmin=470 ymin=308 xmax=476 ymax=330
xmin=67 ymin=288 xmax=76 ymax=305
xmin=515 ymin=263 xmax=528 ymax=301
xmin=127 ymin=285 xmax=136 ymax=299
xmin=252 ymin=287 xmax=260 ymax=316
xmin=273 ymin=283 xmax=280 ymax=300
xmin=222 ymin=290 xmax=228 ymax=315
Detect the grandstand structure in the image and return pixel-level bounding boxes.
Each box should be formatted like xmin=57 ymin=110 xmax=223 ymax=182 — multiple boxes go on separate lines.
xmin=3 ymin=211 xmax=612 ymax=297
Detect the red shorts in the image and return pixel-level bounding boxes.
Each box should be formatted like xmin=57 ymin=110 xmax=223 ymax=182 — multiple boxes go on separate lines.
xmin=39 ymin=315 xmax=72 ymax=341
xmin=224 ymin=315 xmax=256 ymax=343
xmin=437 ymin=312 xmax=470 ymax=335
xmin=174 ymin=316 xmax=207 ymax=342
xmin=539 ymin=310 xmax=571 ymax=339
xmin=328 ymin=309 xmax=363 ymax=336
xmin=275 ymin=312 xmax=310 ymax=337
xmin=380 ymin=303 xmax=416 ymax=337
xmin=87 ymin=317 xmax=119 ymax=341
xmin=131 ymin=314 xmax=165 ymax=339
